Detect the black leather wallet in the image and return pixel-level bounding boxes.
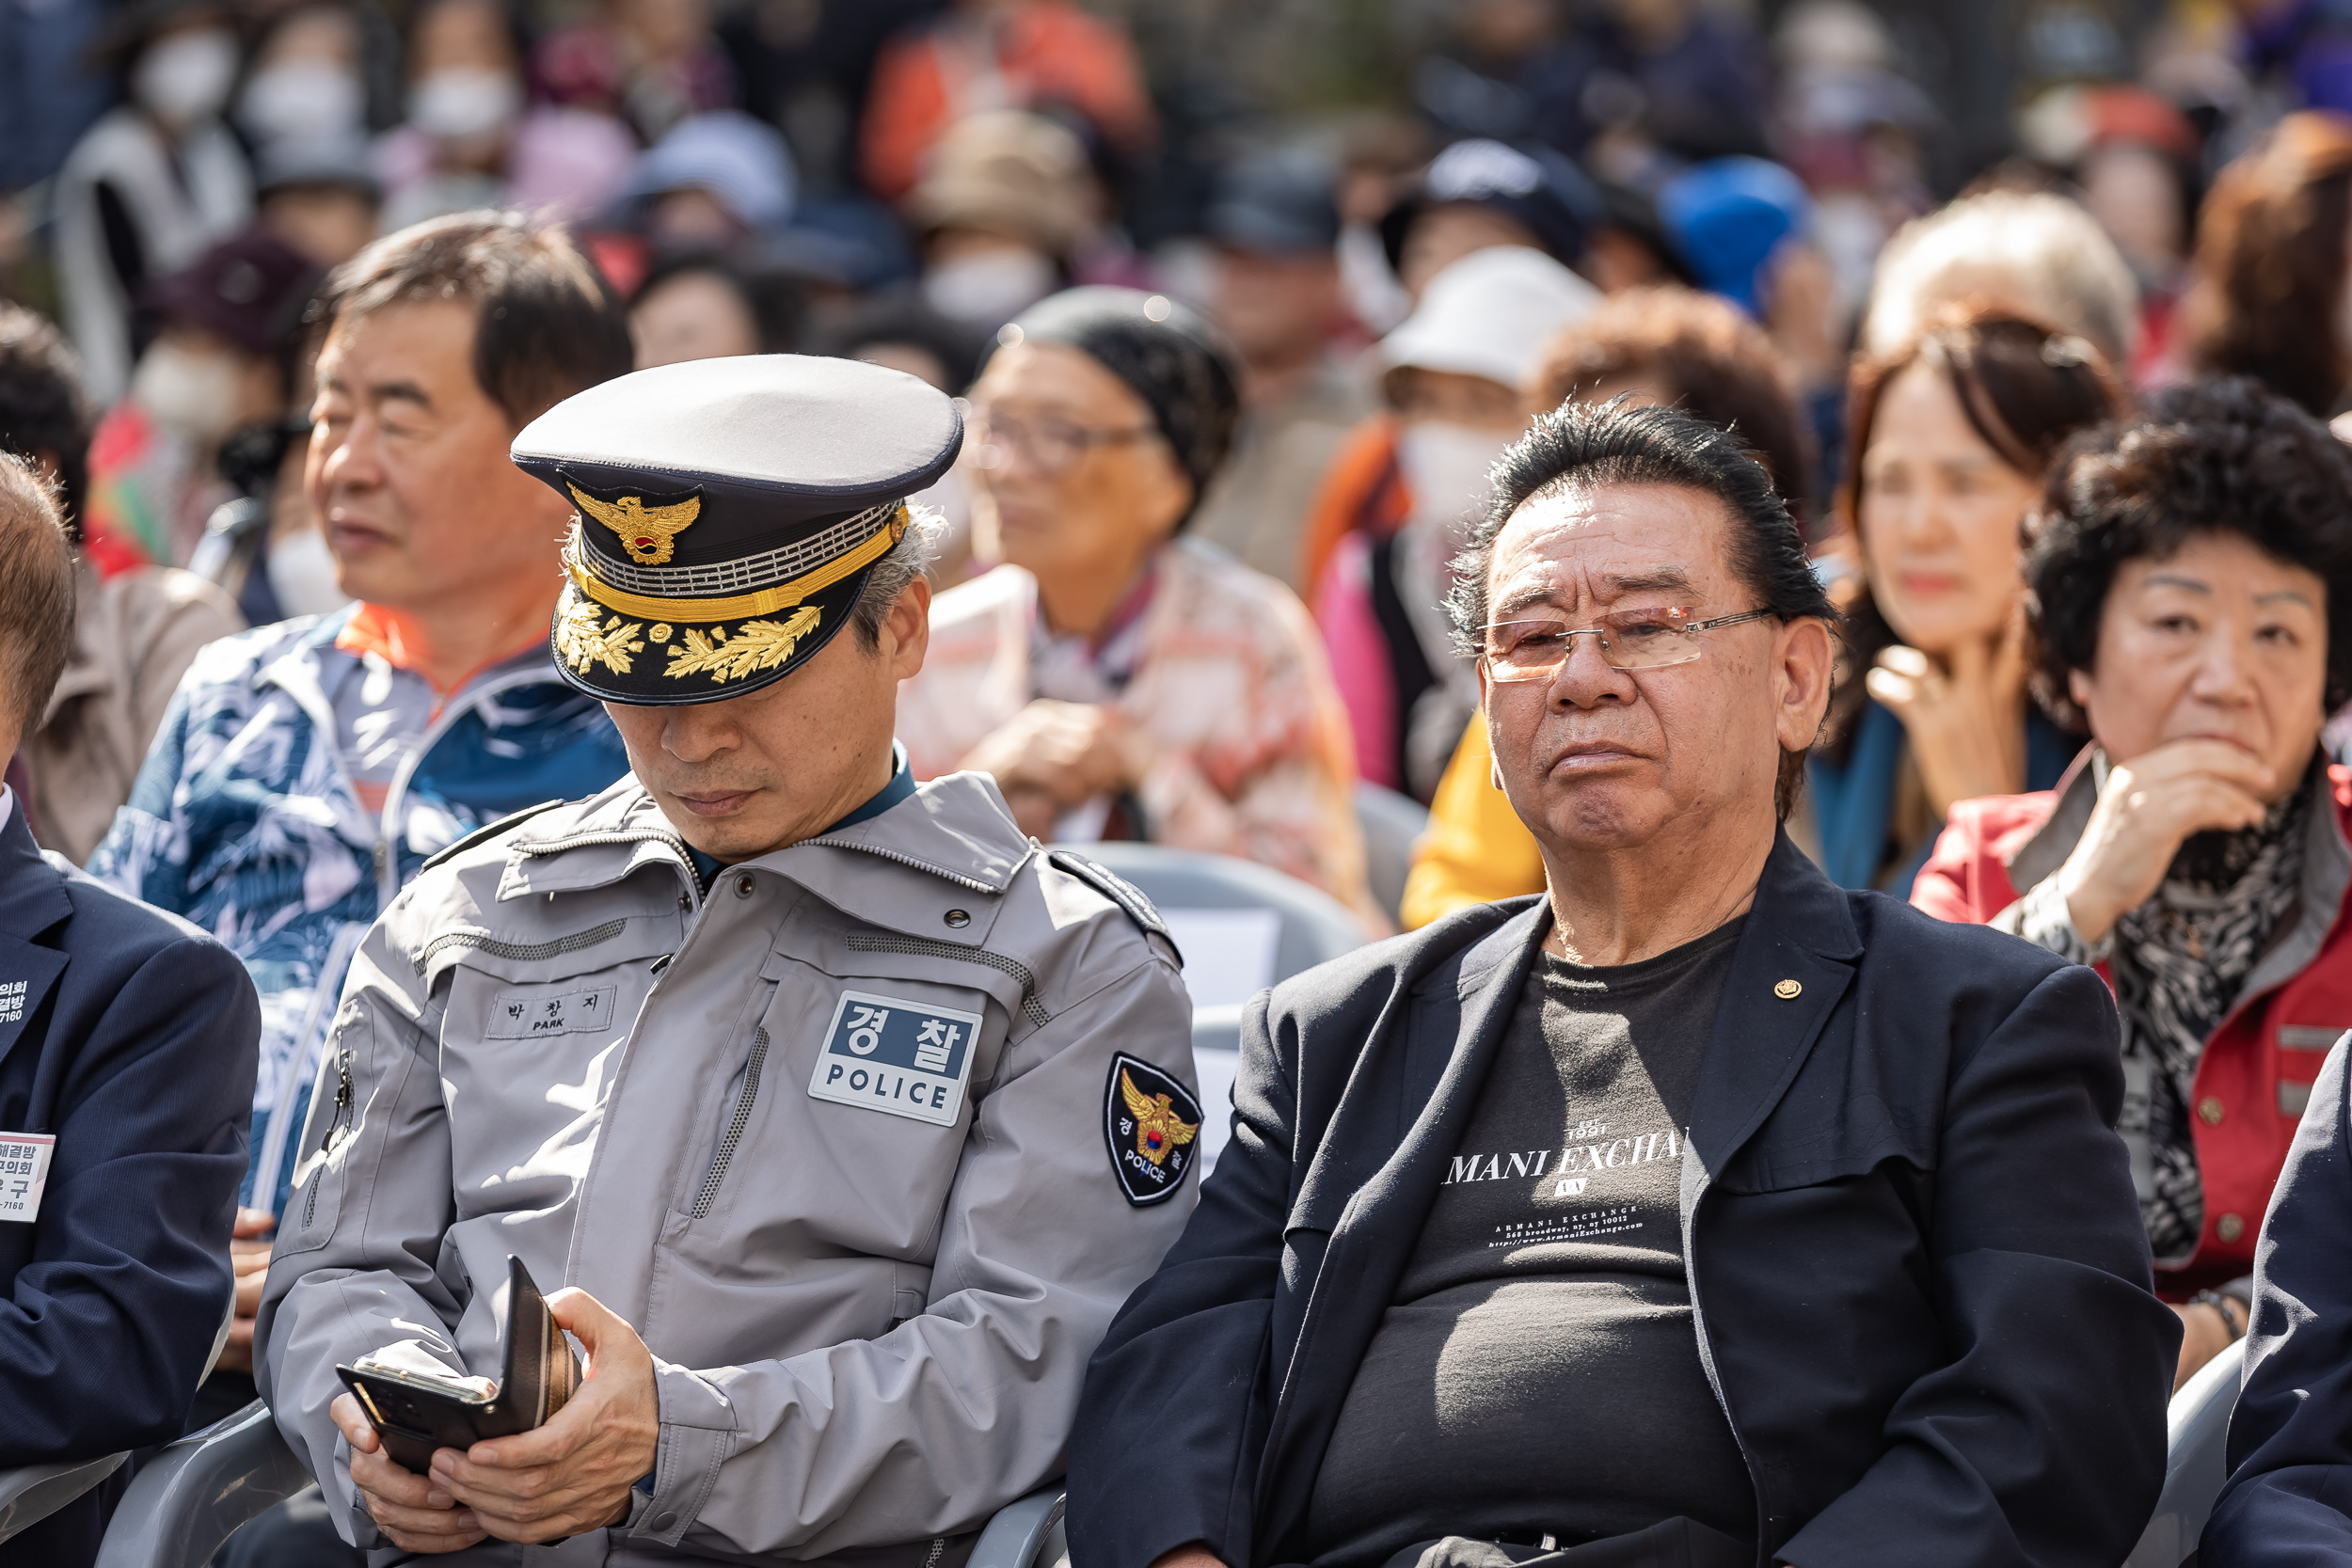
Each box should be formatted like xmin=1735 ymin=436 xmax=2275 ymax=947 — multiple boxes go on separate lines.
xmin=336 ymin=1255 xmax=581 ymax=1474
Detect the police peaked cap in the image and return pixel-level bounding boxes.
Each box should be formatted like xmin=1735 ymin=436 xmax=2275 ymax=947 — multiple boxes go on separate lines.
xmin=512 ymin=355 xmax=962 ymax=705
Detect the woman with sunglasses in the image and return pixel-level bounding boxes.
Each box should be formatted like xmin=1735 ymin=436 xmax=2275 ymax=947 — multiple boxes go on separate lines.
xmin=895 ymin=286 xmax=1373 ymax=916
xmin=1806 ymin=306 xmax=2128 ymax=893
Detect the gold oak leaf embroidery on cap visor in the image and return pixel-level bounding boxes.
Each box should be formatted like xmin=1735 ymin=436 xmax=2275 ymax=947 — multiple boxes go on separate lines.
xmin=664 ymin=606 xmax=823 ymax=682
xmin=554 ymin=596 xmax=647 ymax=675
xmin=569 ymin=483 xmax=701 ymax=565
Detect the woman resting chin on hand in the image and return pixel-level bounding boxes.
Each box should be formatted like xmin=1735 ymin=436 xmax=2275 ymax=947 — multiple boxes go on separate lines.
xmin=1807 ymin=308 xmax=2125 ymax=894
xmin=1914 ymin=376 xmax=2352 ymax=1390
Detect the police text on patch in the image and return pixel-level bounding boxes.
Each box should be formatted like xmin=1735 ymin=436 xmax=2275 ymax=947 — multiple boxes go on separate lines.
xmin=806 ymin=990 xmax=983 ymax=1127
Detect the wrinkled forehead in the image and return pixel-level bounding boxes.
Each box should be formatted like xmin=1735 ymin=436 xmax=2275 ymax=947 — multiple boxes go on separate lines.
xmin=1486 ymin=481 xmax=1744 ymax=616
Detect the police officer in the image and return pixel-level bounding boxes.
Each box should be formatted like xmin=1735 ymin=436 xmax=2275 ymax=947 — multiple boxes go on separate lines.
xmin=256 ymin=356 xmax=1202 ymax=1563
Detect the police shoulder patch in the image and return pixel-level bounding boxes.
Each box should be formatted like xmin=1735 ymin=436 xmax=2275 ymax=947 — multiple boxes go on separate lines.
xmin=1103 ymin=1052 xmax=1203 ymax=1208
xmin=1047 ymin=849 xmax=1183 ymax=965
xmin=421 ymin=800 xmax=571 ymax=872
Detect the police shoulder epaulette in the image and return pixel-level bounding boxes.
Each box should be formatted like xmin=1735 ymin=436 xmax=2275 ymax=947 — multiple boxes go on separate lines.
xmin=1045 ymin=849 xmax=1184 ymax=966
xmin=421 ymin=799 xmax=573 ymax=873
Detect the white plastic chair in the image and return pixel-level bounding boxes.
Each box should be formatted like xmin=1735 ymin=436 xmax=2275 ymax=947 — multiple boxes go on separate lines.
xmin=1353 ymin=782 xmax=1430 ymax=926
xmin=94 ymin=1401 xmax=1068 ymax=1568
xmin=0 ymin=1303 xmax=235 ymax=1549
xmin=2122 ymin=1338 xmax=2246 ymax=1568
xmin=1051 ymin=841 xmax=1371 ymax=1173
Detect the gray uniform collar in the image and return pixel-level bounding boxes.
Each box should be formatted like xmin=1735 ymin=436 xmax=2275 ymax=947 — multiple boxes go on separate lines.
xmin=498 ymin=770 xmax=1034 ymax=913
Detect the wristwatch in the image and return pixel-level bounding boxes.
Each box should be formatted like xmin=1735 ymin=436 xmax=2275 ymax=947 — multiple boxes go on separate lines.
xmin=2192 ymin=1288 xmax=2248 ymax=1341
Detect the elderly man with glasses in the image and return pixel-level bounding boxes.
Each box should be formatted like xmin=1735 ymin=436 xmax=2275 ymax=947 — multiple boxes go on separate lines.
xmin=1066 ymin=399 xmax=2179 ymax=1568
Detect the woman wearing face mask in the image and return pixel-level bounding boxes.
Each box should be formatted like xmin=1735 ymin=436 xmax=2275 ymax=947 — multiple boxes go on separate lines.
xmin=896 ymin=287 xmax=1374 ymax=918
xmin=235 ymin=5 xmax=370 ymax=152
xmin=1915 ymin=377 xmax=2352 ymax=1390
xmin=53 ymin=0 xmax=255 ymax=406
xmin=1310 ymin=245 xmax=1598 ymax=802
xmin=1807 ymin=307 xmax=2126 ymax=894
xmin=374 ymin=0 xmax=633 ymax=233
xmin=903 ymin=110 xmax=1093 ymax=330
xmin=80 ymin=230 xmax=321 ymax=576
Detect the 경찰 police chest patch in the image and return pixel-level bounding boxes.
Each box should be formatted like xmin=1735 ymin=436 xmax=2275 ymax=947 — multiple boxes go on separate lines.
xmin=806 ymin=990 xmax=983 ymax=1127
xmin=1103 ymin=1053 xmax=1203 ymax=1207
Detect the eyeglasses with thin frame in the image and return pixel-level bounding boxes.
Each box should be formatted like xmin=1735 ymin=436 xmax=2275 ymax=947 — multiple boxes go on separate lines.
xmin=967 ymin=405 xmax=1157 ymax=475
xmin=1479 ymin=607 xmax=1776 ymax=681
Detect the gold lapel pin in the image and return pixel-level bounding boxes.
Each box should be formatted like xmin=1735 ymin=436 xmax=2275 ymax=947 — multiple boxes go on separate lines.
xmin=1773 ymin=978 xmax=1803 ymax=1000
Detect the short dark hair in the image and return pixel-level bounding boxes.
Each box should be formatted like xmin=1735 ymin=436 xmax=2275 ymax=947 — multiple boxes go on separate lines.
xmin=1529 ymin=286 xmax=1817 ymax=531
xmin=314 ymin=213 xmax=632 ymax=428
xmin=632 ymin=251 xmax=807 ymax=355
xmin=2026 ymin=374 xmax=2352 ymax=725
xmin=0 ymin=453 xmax=76 ymax=737
xmin=0 ymin=306 xmax=91 ymax=541
xmin=1445 ymin=398 xmax=1835 ymax=820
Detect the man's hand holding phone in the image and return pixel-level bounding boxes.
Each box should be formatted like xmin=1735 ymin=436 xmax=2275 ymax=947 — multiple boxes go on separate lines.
xmin=331 ymin=1287 xmax=660 ymax=1552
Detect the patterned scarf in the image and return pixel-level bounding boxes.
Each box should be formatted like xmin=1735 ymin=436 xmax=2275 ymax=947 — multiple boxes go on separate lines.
xmin=2111 ymin=777 xmax=2311 ymax=1261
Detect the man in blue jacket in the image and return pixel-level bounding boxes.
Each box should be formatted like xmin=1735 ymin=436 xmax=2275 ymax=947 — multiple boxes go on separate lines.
xmin=0 ymin=451 xmax=258 ymax=1564
xmin=87 ymin=213 xmax=634 ymax=1423
xmin=1070 ymin=399 xmax=2178 ymax=1568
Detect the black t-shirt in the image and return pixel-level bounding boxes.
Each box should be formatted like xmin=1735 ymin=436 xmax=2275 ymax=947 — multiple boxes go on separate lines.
xmin=1303 ymin=919 xmax=1757 ymax=1568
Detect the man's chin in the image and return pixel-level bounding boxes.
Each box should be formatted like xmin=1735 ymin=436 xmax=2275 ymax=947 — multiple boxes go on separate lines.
xmin=654 ymin=792 xmax=793 ymax=862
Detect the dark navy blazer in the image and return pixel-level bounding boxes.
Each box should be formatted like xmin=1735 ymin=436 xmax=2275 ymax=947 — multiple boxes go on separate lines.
xmin=0 ymin=799 xmax=257 ymax=1565
xmin=2204 ymin=1036 xmax=2352 ymax=1565
xmin=1070 ymin=834 xmax=2178 ymax=1568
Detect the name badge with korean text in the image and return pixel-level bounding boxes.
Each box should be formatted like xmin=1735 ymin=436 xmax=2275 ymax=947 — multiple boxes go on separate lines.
xmin=486 ymin=985 xmax=619 ymax=1039
xmin=0 ymin=1133 xmax=56 ymax=1223
xmin=806 ymin=990 xmax=983 ymax=1127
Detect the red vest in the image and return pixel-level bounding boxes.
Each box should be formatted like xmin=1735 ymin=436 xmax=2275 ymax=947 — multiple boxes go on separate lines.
xmin=1914 ymin=765 xmax=2352 ymax=1294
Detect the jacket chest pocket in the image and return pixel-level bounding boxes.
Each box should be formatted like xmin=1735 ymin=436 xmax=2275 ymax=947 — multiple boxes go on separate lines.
xmin=1709 ymin=1093 xmax=1936 ymax=1197
xmin=439 ymin=957 xmax=660 ymax=1217
xmin=672 ymin=962 xmax=1010 ymax=1264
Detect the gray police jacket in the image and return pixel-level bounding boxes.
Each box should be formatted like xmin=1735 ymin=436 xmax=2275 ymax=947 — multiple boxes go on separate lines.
xmin=255 ymin=770 xmax=1200 ymax=1563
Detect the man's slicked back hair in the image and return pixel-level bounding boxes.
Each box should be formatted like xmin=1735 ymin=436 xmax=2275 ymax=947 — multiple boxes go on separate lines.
xmin=1445 ymin=398 xmax=1835 ymax=820
xmin=0 ymin=454 xmax=76 ymax=737
xmin=315 ymin=212 xmax=633 ymax=429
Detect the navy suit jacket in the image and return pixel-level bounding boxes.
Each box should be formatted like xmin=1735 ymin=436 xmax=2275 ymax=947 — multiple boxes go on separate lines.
xmin=1070 ymin=834 xmax=2178 ymax=1568
xmin=2204 ymin=1037 xmax=2352 ymax=1565
xmin=0 ymin=798 xmax=257 ymax=1565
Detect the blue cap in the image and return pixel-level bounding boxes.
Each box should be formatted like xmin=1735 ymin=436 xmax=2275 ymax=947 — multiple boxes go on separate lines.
xmin=1656 ymin=156 xmax=1813 ymax=315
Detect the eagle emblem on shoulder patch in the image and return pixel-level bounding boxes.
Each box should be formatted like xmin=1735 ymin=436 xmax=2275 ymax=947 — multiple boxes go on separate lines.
xmin=1104 ymin=1053 xmax=1202 ymax=1207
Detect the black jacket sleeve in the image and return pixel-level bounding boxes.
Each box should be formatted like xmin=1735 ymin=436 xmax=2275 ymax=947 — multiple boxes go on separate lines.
xmin=0 ymin=934 xmax=259 ymax=1460
xmin=1070 ymin=989 xmax=1294 ymax=1568
xmin=1771 ymin=962 xmax=2178 ymax=1568
xmin=2203 ymin=1037 xmax=2352 ymax=1566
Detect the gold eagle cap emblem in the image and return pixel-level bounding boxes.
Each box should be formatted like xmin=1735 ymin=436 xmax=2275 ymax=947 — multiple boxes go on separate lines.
xmin=568 ymin=482 xmax=701 ymax=565
xmin=1120 ymin=1069 xmax=1199 ymax=1166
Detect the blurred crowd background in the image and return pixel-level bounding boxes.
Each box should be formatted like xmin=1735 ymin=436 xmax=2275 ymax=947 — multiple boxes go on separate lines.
xmin=10 ymin=0 xmax=2352 ymax=920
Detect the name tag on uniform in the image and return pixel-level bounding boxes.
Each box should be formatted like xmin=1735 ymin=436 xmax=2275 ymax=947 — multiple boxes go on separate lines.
xmin=486 ymin=985 xmax=618 ymax=1039
xmin=806 ymin=990 xmax=982 ymax=1128
xmin=0 ymin=1133 xmax=55 ymax=1223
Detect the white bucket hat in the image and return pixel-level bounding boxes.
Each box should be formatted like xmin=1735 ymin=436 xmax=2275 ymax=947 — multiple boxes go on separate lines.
xmin=1378 ymin=245 xmax=1600 ymax=391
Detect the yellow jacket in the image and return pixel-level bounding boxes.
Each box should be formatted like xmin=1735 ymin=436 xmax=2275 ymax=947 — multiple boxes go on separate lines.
xmin=1397 ymin=717 xmax=1546 ymax=927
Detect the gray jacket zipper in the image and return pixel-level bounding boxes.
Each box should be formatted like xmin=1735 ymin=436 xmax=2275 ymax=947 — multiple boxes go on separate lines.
xmin=302 ymin=1035 xmax=358 ymax=1228
xmin=690 ymin=1028 xmax=771 ymax=1218
xmin=845 ymin=932 xmax=1051 ymax=1027
xmin=801 ymin=837 xmax=1008 ymax=895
